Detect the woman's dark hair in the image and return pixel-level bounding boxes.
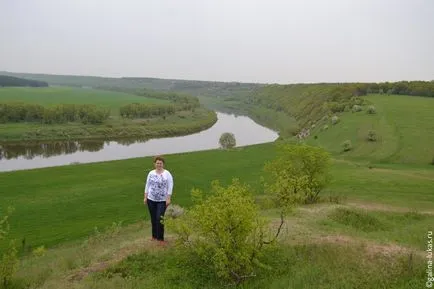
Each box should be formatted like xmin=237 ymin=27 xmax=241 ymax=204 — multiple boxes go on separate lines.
xmin=153 ymin=155 xmax=165 ymax=164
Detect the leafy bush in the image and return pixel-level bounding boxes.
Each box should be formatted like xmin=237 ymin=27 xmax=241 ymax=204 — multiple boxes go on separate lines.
xmin=263 ymin=143 xmax=331 ymax=205
xmin=367 ymin=130 xmax=377 ymax=141
xmin=342 ymin=140 xmax=352 ymax=151
xmin=367 ymin=105 xmax=376 ymax=114
xmin=32 ymin=246 xmax=47 ymax=257
xmin=431 ymin=156 xmax=434 ymax=165
xmin=167 ymin=179 xmax=272 ymax=285
xmin=219 ymin=132 xmax=236 ymax=149
xmin=352 ymin=105 xmax=362 ymax=112
xmin=328 ymin=102 xmax=346 ymax=113
xmin=350 ymin=96 xmax=364 ymax=106
xmin=0 ymin=207 xmax=18 ymax=288
xmin=331 ymin=115 xmax=339 ymax=125
xmin=0 ymin=241 xmax=18 ymax=287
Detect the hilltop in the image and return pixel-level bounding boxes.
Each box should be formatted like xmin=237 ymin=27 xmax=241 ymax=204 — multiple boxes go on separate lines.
xmin=0 ymin=75 xmax=48 ymax=87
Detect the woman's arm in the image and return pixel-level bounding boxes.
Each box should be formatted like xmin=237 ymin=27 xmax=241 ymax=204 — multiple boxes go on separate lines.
xmin=166 ymin=171 xmax=173 ymax=206
xmin=144 ymin=171 xmax=151 ymax=204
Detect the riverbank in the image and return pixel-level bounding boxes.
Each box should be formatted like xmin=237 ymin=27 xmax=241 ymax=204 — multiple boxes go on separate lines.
xmin=0 ymin=87 xmax=217 ymax=143
xmin=0 ymin=112 xmax=278 ymax=172
xmin=0 ymin=108 xmax=217 ymax=142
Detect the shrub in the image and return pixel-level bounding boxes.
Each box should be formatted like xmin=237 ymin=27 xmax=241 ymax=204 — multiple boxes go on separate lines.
xmin=352 ymin=105 xmax=362 ymax=112
xmin=0 ymin=207 xmax=18 ymax=288
xmin=263 ymin=143 xmax=331 ymax=205
xmin=167 ymin=179 xmax=272 ymax=285
xmin=350 ymin=96 xmax=364 ymax=106
xmin=0 ymin=241 xmax=18 ymax=287
xmin=219 ymin=132 xmax=236 ymax=149
xmin=367 ymin=130 xmax=377 ymax=141
xmin=367 ymin=105 xmax=376 ymax=114
xmin=342 ymin=140 xmax=352 ymax=151
xmin=322 ymin=125 xmax=329 ymax=131
xmin=328 ymin=102 xmax=346 ymax=113
xmin=331 ymin=115 xmax=339 ymax=125
xmin=431 ymin=156 xmax=434 ymax=165
xmin=32 ymin=245 xmax=46 ymax=257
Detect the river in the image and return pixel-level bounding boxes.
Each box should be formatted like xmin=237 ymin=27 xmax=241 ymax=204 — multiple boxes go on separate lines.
xmin=0 ymin=112 xmax=279 ymax=172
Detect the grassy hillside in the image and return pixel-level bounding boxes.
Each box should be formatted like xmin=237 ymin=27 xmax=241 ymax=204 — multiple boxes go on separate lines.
xmin=1 ymin=142 xmax=433 ymax=288
xmin=0 ymin=71 xmax=261 ymax=99
xmin=307 ymin=94 xmax=434 ymax=164
xmin=1 ymin=142 xmax=433 ymax=251
xmin=0 ymin=75 xmax=48 ymax=87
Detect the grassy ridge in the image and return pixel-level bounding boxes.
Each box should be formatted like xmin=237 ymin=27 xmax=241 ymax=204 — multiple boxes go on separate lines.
xmin=1 ymin=142 xmax=433 ymax=251
xmin=307 ymin=94 xmax=434 ymax=164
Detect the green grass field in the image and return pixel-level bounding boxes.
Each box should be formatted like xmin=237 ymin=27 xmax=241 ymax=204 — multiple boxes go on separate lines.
xmin=0 ymin=87 xmax=168 ymax=117
xmin=0 ymin=87 xmax=217 ymax=142
xmin=1 ymin=142 xmax=433 ymax=250
xmin=307 ymin=94 xmax=434 ymax=165
xmin=1 ymin=142 xmax=433 ymax=288
xmin=1 ymin=92 xmax=433 ymax=288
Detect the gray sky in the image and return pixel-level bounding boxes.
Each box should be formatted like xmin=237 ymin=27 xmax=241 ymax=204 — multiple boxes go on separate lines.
xmin=1 ymin=0 xmax=433 ymax=83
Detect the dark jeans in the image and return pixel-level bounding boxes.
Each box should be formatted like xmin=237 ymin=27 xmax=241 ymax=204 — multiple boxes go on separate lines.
xmin=147 ymin=198 xmax=167 ymax=241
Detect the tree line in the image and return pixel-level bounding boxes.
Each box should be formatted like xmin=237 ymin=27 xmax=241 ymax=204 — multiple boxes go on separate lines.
xmin=0 ymin=75 xmax=49 ymax=87
xmin=119 ymin=89 xmax=201 ymax=119
xmin=0 ymin=103 xmax=110 ymax=124
xmin=119 ymin=103 xmax=177 ymax=119
xmin=139 ymin=89 xmax=200 ymax=110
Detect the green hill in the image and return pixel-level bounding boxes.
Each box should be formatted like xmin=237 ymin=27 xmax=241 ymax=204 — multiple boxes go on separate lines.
xmin=307 ymin=94 xmax=434 ymax=164
xmin=0 ymin=75 xmax=48 ymax=87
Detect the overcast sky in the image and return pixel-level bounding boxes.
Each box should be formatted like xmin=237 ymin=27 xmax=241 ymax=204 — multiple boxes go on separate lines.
xmin=0 ymin=0 xmax=433 ymax=83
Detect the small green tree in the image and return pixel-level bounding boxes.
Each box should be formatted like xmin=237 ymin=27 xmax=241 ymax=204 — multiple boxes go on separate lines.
xmin=0 ymin=241 xmax=18 ymax=288
xmin=352 ymin=105 xmax=362 ymax=112
xmin=331 ymin=115 xmax=339 ymax=125
xmin=367 ymin=130 xmax=377 ymax=141
xmin=0 ymin=207 xmax=18 ymax=288
xmin=263 ymin=143 xmax=331 ymax=205
xmin=367 ymin=105 xmax=376 ymax=114
xmin=343 ymin=140 xmax=352 ymax=151
xmin=219 ymin=132 xmax=236 ymax=149
xmin=167 ymin=179 xmax=271 ymax=285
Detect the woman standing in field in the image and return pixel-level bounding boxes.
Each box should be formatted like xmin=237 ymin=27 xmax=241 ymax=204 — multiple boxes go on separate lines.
xmin=144 ymin=156 xmax=173 ymax=243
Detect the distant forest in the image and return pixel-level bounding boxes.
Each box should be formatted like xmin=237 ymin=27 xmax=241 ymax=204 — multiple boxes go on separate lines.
xmin=0 ymin=75 xmax=49 ymax=87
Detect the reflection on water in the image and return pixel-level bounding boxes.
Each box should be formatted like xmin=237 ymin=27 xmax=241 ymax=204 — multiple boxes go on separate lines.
xmin=0 ymin=112 xmax=279 ymax=172
xmin=0 ymin=140 xmax=104 ymax=160
xmin=0 ymin=138 xmax=151 ymax=160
